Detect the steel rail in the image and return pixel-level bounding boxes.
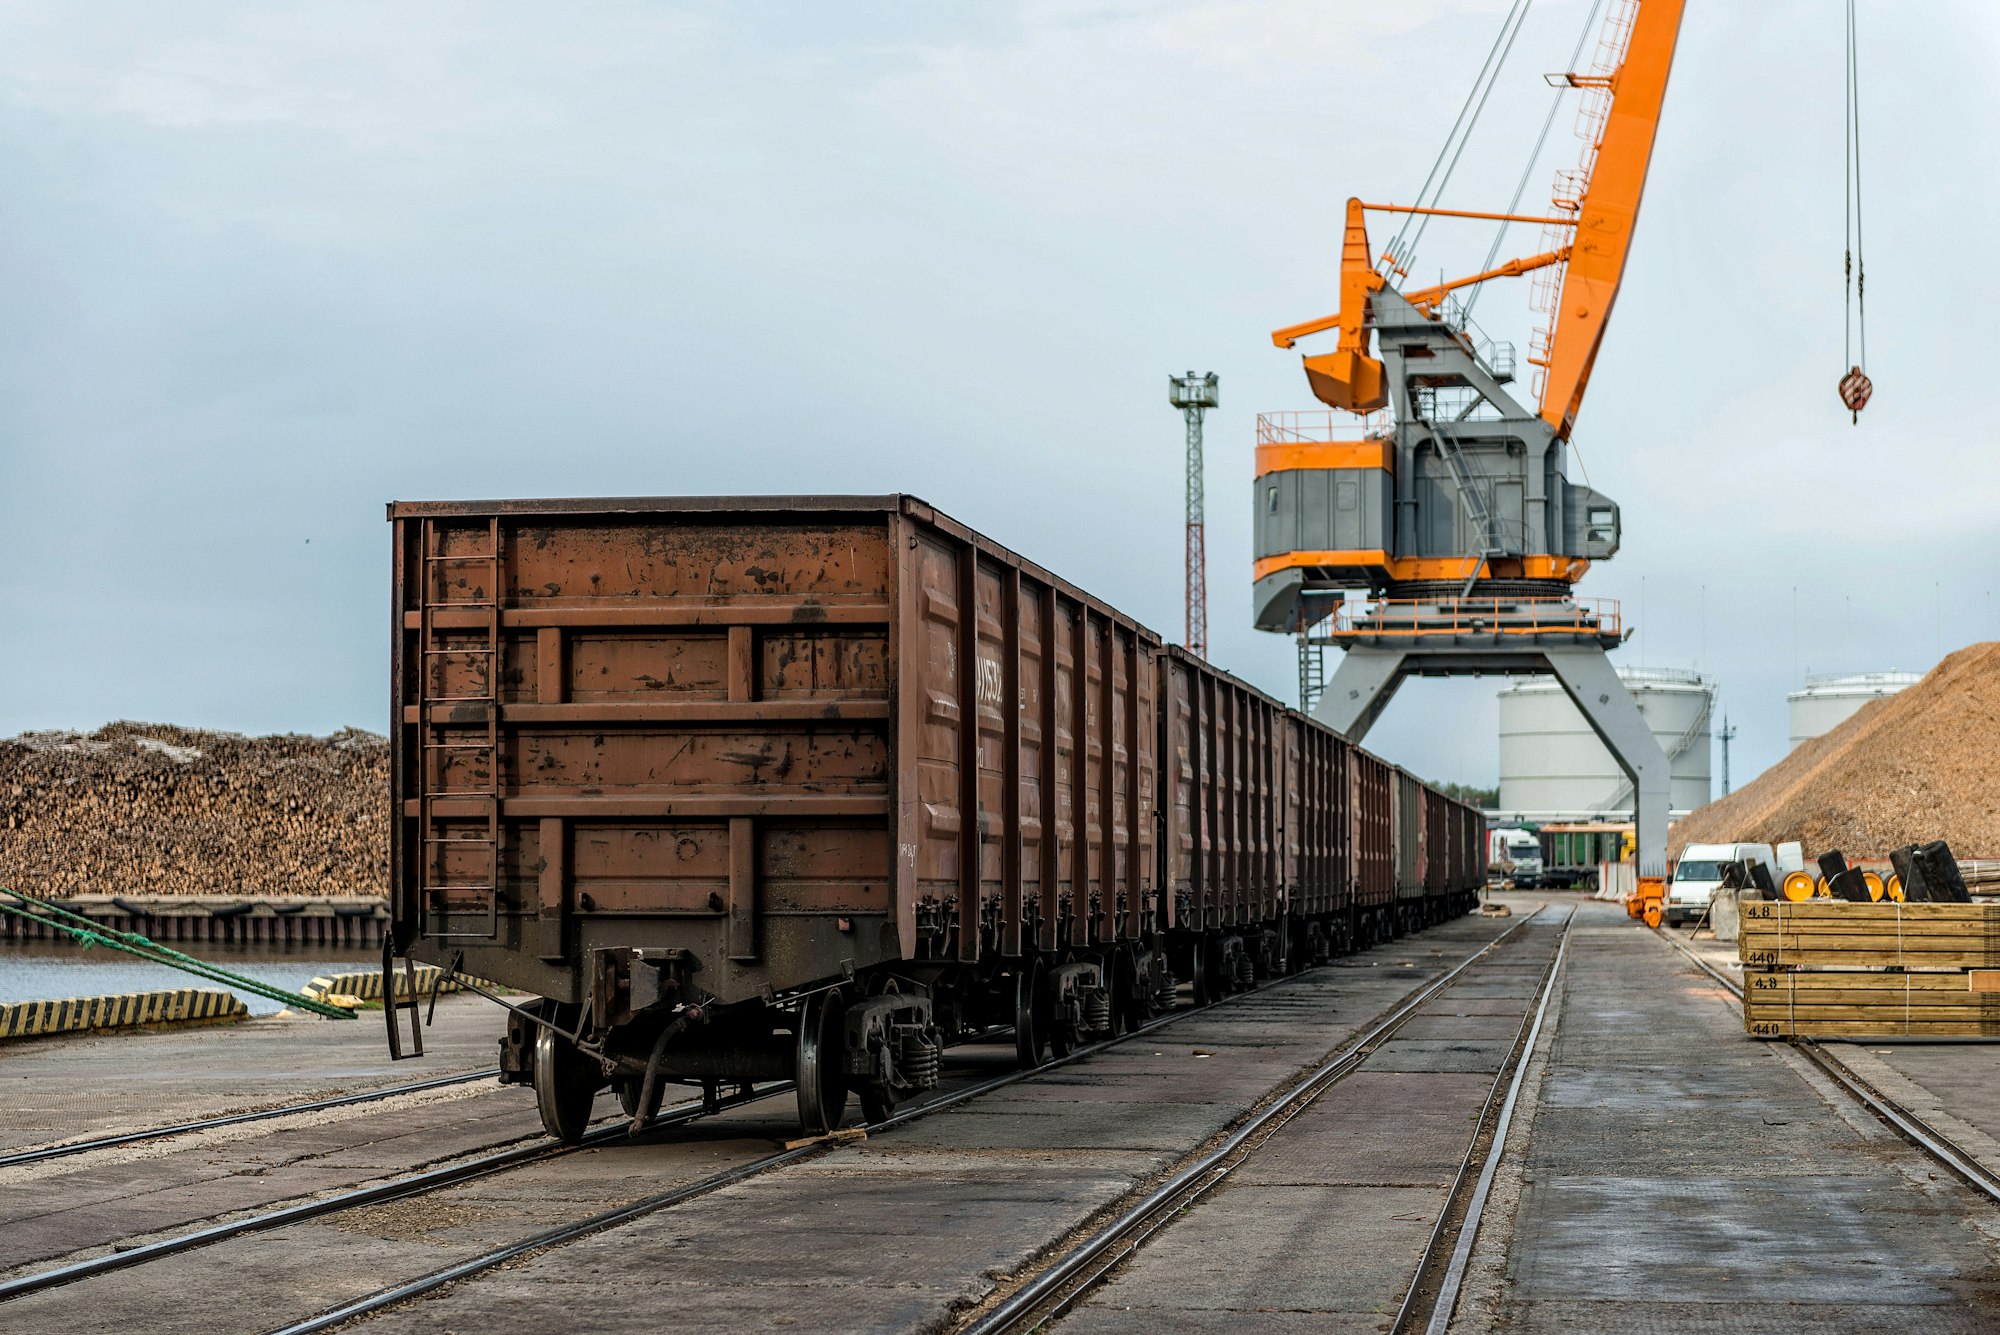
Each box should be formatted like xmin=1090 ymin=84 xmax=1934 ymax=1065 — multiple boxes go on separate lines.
xmin=0 ymin=1083 xmax=788 ymax=1303
xmin=1415 ymin=914 xmax=1571 ymax=1335
xmin=1654 ymin=926 xmax=2000 ymax=1207
xmin=7 ymin=927 xmax=1363 ymax=1312
xmin=956 ymin=909 xmax=1549 ymax=1335
xmin=0 ymin=1068 xmax=503 ymax=1171
xmin=267 ymin=911 xmax=1522 ymax=1335
xmin=1387 ymin=909 xmax=1571 ymax=1332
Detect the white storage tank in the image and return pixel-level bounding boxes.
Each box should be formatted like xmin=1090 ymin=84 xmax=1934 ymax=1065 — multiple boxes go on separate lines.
xmin=1787 ymin=671 xmax=1919 ymax=749
xmin=1496 ymin=666 xmax=1713 ymax=821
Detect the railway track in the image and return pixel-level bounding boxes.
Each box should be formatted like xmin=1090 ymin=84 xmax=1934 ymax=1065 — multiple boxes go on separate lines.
xmin=0 ymin=1067 xmax=504 ymax=1170
xmin=0 ymin=1081 xmax=787 ymax=1303
xmin=957 ymin=907 xmax=1570 ymax=1335
xmin=262 ymin=946 xmax=1465 ymax=1335
xmin=0 ymin=914 xmax=1524 ymax=1335
xmin=1655 ymin=927 xmax=2000 ymax=1207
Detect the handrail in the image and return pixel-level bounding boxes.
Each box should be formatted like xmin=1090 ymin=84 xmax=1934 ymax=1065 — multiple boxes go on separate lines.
xmin=1321 ymin=596 xmax=1621 ymax=640
xmin=1256 ymin=410 xmax=1390 ymax=445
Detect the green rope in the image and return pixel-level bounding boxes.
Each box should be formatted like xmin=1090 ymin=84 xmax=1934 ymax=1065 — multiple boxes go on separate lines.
xmin=0 ymin=888 xmax=358 ymax=1021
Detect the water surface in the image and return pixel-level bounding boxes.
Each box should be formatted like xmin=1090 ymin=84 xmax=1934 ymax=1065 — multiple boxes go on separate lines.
xmin=0 ymin=943 xmax=378 ymax=1016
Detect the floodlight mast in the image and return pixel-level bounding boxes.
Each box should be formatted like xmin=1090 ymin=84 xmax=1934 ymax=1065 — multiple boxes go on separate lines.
xmin=1169 ymin=372 xmax=1219 ymax=657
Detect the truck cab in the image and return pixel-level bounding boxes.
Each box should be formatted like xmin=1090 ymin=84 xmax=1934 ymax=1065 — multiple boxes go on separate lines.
xmin=1491 ymin=828 xmax=1544 ymax=889
xmin=1667 ymin=842 xmax=1778 ymax=926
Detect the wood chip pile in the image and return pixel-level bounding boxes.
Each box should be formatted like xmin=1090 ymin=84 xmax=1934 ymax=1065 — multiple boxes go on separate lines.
xmin=1671 ymin=642 xmax=2000 ymax=861
xmin=1 ymin=722 xmax=388 ymax=899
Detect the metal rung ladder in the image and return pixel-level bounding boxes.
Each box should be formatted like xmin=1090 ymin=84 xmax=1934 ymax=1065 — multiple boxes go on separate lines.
xmin=1427 ymin=419 xmax=1506 ymax=596
xmin=419 ymin=515 xmax=503 ymax=941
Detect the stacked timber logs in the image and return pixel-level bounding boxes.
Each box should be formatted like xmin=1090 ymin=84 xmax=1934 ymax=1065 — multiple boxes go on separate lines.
xmin=1960 ymin=860 xmax=2000 ymax=894
xmin=0 ymin=723 xmax=388 ymax=899
xmin=1740 ymin=900 xmax=2000 ymax=1038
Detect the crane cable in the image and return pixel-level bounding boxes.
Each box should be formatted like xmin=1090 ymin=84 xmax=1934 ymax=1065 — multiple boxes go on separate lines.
xmin=1462 ymin=0 xmax=1608 ymax=322
xmin=1839 ymin=0 xmax=1872 ymax=422
xmin=1378 ymin=0 xmax=1535 ymax=283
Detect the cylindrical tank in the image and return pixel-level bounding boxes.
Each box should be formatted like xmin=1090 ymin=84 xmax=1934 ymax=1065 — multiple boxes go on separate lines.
xmin=1786 ymin=672 xmax=1919 ymax=749
xmin=1496 ymin=666 xmax=1713 ymax=820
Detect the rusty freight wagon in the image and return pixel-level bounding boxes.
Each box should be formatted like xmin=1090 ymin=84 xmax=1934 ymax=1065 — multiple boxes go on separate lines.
xmin=1351 ymin=749 xmax=1397 ymax=945
xmin=1283 ymin=703 xmax=1350 ymax=968
xmin=1157 ymin=648 xmax=1291 ymax=1004
xmin=385 ymin=495 xmax=1481 ymax=1141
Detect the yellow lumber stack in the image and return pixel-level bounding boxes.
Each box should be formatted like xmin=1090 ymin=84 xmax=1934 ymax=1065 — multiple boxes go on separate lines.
xmin=1739 ymin=900 xmax=2000 ymax=1038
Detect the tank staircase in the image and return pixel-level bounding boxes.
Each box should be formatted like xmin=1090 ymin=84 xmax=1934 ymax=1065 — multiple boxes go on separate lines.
xmin=1595 ymin=684 xmax=1712 ymax=814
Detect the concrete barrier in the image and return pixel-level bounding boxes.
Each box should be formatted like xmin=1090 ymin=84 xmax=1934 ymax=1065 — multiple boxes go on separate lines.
xmin=0 ymin=895 xmax=390 ymax=948
xmin=300 ymin=965 xmax=495 ymax=1005
xmin=1709 ymin=889 xmax=1742 ymax=943
xmin=0 ymin=988 xmax=249 ymax=1040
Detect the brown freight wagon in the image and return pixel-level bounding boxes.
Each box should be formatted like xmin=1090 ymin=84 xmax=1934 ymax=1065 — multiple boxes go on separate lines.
xmin=1351 ymin=748 xmax=1396 ymax=942
xmin=1392 ymin=768 xmax=1426 ymax=930
xmin=1156 ymin=648 xmax=1293 ymax=1002
xmin=384 ymin=495 xmax=1480 ymax=1141
xmin=1284 ymin=705 xmax=1352 ymax=966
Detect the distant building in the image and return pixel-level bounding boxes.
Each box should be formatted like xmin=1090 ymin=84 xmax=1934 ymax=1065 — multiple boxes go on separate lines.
xmin=1787 ymin=671 xmax=1919 ymax=750
xmin=1496 ymin=666 xmax=1713 ymax=823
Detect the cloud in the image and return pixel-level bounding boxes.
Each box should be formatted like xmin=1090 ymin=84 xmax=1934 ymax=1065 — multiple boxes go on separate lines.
xmin=0 ymin=0 xmax=1992 ymax=800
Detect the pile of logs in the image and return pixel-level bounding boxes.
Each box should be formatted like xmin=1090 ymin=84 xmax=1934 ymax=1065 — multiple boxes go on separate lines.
xmin=0 ymin=722 xmax=388 ymax=899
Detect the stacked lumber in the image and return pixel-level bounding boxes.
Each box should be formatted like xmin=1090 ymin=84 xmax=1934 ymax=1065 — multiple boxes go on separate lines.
xmin=1739 ymin=901 xmax=2000 ymax=969
xmin=0 ymin=723 xmax=388 ymax=899
xmin=1744 ymin=970 xmax=2000 ymax=1038
xmin=1962 ymin=860 xmax=2000 ymax=894
xmin=1739 ymin=900 xmax=2000 ymax=1037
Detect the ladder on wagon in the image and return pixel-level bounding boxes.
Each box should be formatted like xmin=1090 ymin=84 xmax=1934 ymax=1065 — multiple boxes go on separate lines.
xmin=387 ymin=516 xmax=505 ymax=1058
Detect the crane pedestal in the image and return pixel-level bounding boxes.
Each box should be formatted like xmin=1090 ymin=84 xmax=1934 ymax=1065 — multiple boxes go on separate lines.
xmin=1307 ymin=595 xmax=1672 ymax=880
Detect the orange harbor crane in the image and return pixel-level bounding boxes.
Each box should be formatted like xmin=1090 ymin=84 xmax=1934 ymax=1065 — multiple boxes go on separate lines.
xmin=1252 ymin=0 xmax=1687 ymax=897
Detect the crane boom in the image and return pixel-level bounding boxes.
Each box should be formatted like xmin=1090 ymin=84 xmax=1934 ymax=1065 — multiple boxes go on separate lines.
xmin=1537 ymin=0 xmax=1687 ymax=440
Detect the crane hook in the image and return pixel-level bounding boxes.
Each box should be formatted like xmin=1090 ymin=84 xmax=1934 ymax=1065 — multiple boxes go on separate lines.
xmin=1839 ymin=366 xmax=1872 ymax=423
xmin=1840 ymin=0 xmax=1870 ymax=426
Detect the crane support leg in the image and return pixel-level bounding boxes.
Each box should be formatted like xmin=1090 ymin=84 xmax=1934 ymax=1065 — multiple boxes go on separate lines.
xmin=1310 ymin=647 xmax=1410 ymax=743
xmin=1308 ymin=639 xmax=1672 ymax=882
xmin=1541 ymin=648 xmax=1672 ymax=880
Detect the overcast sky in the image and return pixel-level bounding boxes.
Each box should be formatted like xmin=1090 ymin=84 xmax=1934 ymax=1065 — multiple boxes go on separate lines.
xmin=0 ymin=0 xmax=1989 ymax=794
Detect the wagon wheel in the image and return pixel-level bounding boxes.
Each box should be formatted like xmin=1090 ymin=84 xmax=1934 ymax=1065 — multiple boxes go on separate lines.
xmin=794 ymin=988 xmax=850 ymax=1136
xmin=1191 ymin=938 xmax=1216 ymax=1007
xmin=1013 ymin=957 xmax=1050 ymax=1070
xmin=534 ymin=1020 xmax=600 ymax=1144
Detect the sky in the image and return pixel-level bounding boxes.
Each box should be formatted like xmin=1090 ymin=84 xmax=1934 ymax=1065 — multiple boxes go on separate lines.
xmin=1 ymin=0 xmax=1993 ymax=796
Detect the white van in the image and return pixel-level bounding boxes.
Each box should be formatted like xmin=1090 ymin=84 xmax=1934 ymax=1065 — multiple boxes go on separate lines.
xmin=1667 ymin=842 xmax=1779 ymax=926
